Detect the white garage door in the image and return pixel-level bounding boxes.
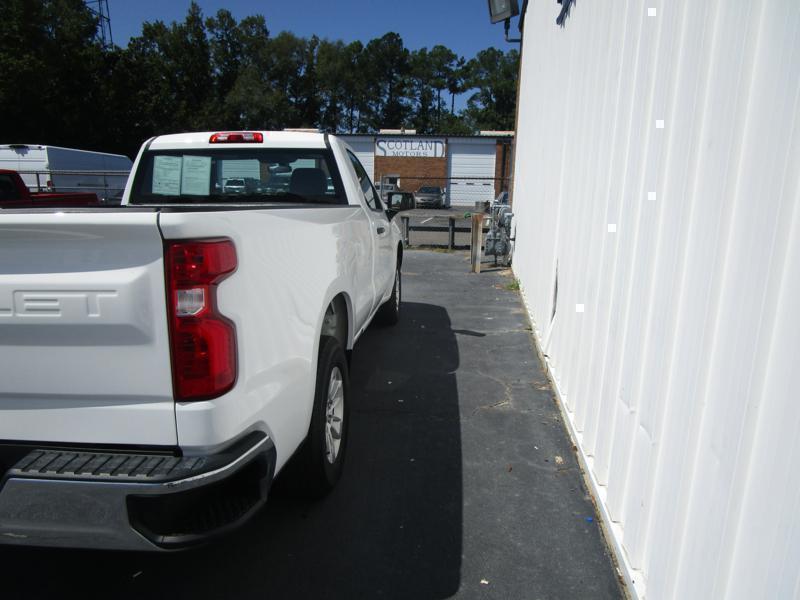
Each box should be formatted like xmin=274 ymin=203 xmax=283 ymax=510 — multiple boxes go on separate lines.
xmin=447 ymin=139 xmax=496 ymax=206
xmin=341 ymin=137 xmax=375 ymax=183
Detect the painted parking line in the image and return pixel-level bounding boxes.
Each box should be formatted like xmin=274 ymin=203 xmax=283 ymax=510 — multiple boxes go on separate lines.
xmin=421 ymin=217 xmax=433 ymax=224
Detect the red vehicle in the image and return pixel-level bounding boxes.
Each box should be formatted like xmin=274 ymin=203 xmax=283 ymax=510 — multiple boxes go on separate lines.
xmin=0 ymin=169 xmax=99 ymax=208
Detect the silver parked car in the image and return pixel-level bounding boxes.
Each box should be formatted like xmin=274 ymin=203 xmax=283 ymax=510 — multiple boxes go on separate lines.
xmin=223 ymin=178 xmax=246 ymax=194
xmin=414 ymin=186 xmax=446 ymax=209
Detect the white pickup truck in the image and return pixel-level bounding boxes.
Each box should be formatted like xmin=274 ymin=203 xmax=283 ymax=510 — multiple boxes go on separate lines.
xmin=0 ymin=131 xmax=403 ymax=550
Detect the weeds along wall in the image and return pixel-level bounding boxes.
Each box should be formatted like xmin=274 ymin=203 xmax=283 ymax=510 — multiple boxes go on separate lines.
xmin=510 ymin=1 xmax=800 ymax=599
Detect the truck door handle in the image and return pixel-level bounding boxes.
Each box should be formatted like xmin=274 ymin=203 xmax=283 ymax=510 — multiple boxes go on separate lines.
xmin=376 ymin=226 xmax=386 ymax=235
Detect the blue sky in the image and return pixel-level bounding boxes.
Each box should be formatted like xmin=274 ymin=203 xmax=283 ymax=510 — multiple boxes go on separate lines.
xmin=107 ymin=0 xmax=514 ymax=61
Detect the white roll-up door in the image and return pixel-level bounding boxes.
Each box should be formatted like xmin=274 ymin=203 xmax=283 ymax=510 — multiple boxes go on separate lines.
xmin=447 ymin=138 xmax=496 ymax=206
xmin=340 ymin=137 xmax=375 ymax=183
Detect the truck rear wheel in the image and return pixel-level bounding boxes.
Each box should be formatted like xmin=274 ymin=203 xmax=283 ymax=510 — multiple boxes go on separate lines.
xmin=291 ymin=335 xmax=350 ymax=498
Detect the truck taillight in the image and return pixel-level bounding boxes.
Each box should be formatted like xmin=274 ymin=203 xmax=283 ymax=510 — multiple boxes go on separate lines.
xmin=165 ymin=239 xmax=237 ymax=401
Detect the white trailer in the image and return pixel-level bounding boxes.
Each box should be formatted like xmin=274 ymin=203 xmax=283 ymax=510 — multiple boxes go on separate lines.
xmin=0 ymin=144 xmax=132 ymax=202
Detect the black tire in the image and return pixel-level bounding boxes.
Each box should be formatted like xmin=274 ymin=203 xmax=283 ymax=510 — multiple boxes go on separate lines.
xmin=289 ymin=336 xmax=350 ymax=498
xmin=375 ymin=266 xmax=401 ymax=326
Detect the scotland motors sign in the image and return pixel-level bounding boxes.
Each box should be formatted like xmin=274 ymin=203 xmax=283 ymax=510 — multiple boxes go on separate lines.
xmin=375 ymin=138 xmax=447 ymax=158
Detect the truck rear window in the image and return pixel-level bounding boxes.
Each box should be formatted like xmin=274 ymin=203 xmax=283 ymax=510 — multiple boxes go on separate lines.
xmin=129 ymin=149 xmax=346 ymax=205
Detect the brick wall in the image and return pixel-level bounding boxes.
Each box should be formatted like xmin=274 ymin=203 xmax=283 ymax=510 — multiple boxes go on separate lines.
xmin=374 ymin=156 xmax=447 ymax=193
xmin=494 ymin=140 xmax=513 ymax=197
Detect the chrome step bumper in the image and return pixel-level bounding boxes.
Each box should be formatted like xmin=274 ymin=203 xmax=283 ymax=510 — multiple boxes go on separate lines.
xmin=0 ymin=432 xmax=275 ymax=551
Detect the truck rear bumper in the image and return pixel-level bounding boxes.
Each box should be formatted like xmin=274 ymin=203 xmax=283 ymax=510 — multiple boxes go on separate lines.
xmin=0 ymin=432 xmax=275 ymax=551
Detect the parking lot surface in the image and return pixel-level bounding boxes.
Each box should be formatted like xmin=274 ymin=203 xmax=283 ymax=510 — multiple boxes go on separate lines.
xmin=0 ymin=250 xmax=623 ymax=600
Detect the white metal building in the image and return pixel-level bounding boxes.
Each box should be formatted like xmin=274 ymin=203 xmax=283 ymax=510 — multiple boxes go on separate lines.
xmin=340 ymin=133 xmax=512 ymax=206
xmin=510 ymin=2 xmax=800 ymax=599
xmin=446 ymin=138 xmax=498 ymax=205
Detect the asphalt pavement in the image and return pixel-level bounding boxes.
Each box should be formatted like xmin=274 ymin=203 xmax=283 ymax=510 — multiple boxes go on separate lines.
xmin=0 ymin=250 xmax=624 ymax=600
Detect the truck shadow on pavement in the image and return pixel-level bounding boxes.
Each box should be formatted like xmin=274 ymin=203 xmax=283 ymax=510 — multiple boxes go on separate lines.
xmin=0 ymin=301 xmax=463 ymax=600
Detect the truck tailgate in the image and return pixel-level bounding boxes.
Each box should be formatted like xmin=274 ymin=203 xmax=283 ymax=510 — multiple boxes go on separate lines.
xmin=0 ymin=212 xmax=177 ymax=446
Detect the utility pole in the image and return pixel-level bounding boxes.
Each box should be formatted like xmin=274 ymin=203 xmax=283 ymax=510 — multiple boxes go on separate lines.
xmin=86 ymin=0 xmax=114 ymax=48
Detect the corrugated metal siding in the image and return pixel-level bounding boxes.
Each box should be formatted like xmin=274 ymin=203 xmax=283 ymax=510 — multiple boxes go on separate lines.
xmin=510 ymin=1 xmax=800 ymax=599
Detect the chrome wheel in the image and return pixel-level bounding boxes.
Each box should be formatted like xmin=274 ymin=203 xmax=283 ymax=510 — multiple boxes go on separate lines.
xmin=325 ymin=366 xmax=344 ymax=464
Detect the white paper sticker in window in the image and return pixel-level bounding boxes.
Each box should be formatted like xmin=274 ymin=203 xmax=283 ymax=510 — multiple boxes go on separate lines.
xmin=152 ymin=156 xmax=182 ymax=195
xmin=181 ymin=156 xmax=212 ymax=196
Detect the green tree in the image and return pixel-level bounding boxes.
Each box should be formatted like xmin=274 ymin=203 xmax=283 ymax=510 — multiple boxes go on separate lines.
xmin=427 ymin=45 xmax=459 ymax=128
xmin=317 ymin=39 xmax=351 ymax=131
xmin=438 ymin=111 xmax=474 ymax=136
xmin=206 ymin=9 xmax=243 ymax=127
xmin=408 ymin=48 xmax=436 ymax=133
xmin=178 ymin=3 xmax=213 ymax=129
xmin=362 ymin=33 xmax=411 ymax=130
xmin=1 ymin=2 xmax=520 ymax=153
xmin=0 ymin=0 xmax=105 ymax=149
xmin=222 ymin=15 xmax=272 ymax=129
xmin=294 ymin=35 xmax=321 ymax=128
xmin=342 ymin=41 xmax=369 ymax=132
xmin=237 ymin=14 xmax=270 ymax=66
xmin=264 ymin=31 xmax=306 ymax=127
xmin=447 ymin=57 xmax=467 ymax=114
xmin=124 ymin=3 xmax=214 ymax=133
xmin=463 ymin=47 xmax=520 ymax=131
xmin=97 ymin=45 xmax=165 ymax=156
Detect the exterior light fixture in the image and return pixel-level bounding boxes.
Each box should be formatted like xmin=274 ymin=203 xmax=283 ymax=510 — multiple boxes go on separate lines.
xmin=488 ymin=0 xmax=522 ymax=43
xmin=488 ymin=0 xmax=519 ymax=23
